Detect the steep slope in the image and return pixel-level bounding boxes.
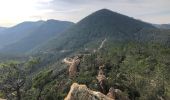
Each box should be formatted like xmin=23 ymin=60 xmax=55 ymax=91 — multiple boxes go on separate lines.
xmin=39 ymin=9 xmax=155 ymax=52
xmin=0 ymin=21 xmax=44 ymax=49
xmin=0 ymin=20 xmax=74 ymax=54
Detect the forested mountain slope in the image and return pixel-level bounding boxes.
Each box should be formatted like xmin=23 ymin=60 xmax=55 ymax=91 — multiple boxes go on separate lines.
xmin=0 ymin=20 xmax=74 ymax=54
xmin=37 ymin=9 xmax=156 ymax=53
xmin=0 ymin=27 xmax=7 ymax=34
xmin=0 ymin=21 xmax=44 ymax=48
xmin=0 ymin=9 xmax=170 ymax=100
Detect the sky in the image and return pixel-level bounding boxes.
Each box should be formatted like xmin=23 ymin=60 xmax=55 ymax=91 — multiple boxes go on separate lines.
xmin=0 ymin=0 xmax=170 ymax=27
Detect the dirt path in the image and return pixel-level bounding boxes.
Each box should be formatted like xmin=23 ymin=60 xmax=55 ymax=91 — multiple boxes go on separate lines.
xmin=62 ymin=38 xmax=107 ymax=77
xmin=98 ymin=38 xmax=107 ymax=50
xmin=63 ymin=38 xmax=107 ymax=63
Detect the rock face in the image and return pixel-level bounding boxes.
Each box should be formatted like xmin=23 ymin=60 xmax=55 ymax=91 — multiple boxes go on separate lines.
xmin=107 ymin=87 xmax=130 ymax=100
xmin=0 ymin=98 xmax=6 ymax=100
xmin=96 ymin=65 xmax=107 ymax=94
xmin=64 ymin=83 xmax=114 ymax=100
xmin=68 ymin=58 xmax=80 ymax=77
xmin=107 ymin=87 xmax=116 ymax=99
xmin=63 ymin=56 xmax=81 ymax=77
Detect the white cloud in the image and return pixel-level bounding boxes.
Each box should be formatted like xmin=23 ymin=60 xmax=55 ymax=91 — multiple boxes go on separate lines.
xmin=0 ymin=0 xmax=170 ymax=26
xmin=0 ymin=0 xmax=53 ymax=26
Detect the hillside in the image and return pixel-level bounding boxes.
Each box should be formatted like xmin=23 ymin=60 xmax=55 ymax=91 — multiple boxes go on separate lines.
xmin=0 ymin=20 xmax=74 ymax=54
xmin=154 ymin=24 xmax=170 ymax=29
xmin=38 ymin=9 xmax=156 ymax=53
xmin=0 ymin=27 xmax=6 ymax=34
xmin=0 ymin=21 xmax=44 ymax=49
xmin=137 ymin=29 xmax=170 ymax=45
xmin=0 ymin=9 xmax=170 ymax=100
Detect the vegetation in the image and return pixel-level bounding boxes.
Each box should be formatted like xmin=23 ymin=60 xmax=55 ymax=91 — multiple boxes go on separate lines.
xmin=0 ymin=20 xmax=74 ymax=54
xmin=1 ymin=42 xmax=169 ymax=100
xmin=0 ymin=9 xmax=170 ymax=100
xmin=0 ymin=61 xmax=26 ymax=100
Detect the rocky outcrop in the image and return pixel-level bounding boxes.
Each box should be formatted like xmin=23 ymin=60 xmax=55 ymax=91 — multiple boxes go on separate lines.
xmin=107 ymin=87 xmax=116 ymax=99
xmin=107 ymin=87 xmax=130 ymax=100
xmin=0 ymin=98 xmax=6 ymax=100
xmin=63 ymin=56 xmax=81 ymax=77
xmin=69 ymin=58 xmax=80 ymax=77
xmin=64 ymin=83 xmax=114 ymax=100
xmin=97 ymin=65 xmax=106 ymax=82
xmin=96 ymin=65 xmax=107 ymax=94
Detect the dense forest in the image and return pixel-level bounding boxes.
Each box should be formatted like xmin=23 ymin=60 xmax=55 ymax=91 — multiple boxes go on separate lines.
xmin=0 ymin=42 xmax=170 ymax=100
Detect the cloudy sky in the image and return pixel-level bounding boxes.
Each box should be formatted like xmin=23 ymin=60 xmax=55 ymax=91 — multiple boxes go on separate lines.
xmin=0 ymin=0 xmax=169 ymax=27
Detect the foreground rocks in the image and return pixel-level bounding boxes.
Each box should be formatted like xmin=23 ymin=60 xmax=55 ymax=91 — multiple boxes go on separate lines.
xmin=0 ymin=99 xmax=6 ymax=100
xmin=107 ymin=87 xmax=130 ymax=100
xmin=64 ymin=83 xmax=114 ymax=100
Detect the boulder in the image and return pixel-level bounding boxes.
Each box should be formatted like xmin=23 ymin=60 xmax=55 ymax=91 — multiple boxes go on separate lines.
xmin=107 ymin=87 xmax=116 ymax=99
xmin=64 ymin=83 xmax=114 ymax=100
xmin=107 ymin=87 xmax=130 ymax=100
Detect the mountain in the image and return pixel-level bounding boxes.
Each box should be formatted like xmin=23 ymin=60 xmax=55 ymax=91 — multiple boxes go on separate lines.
xmin=0 ymin=27 xmax=7 ymax=33
xmin=0 ymin=21 xmax=44 ymax=49
xmin=38 ymin=9 xmax=156 ymax=52
xmin=1 ymin=9 xmax=170 ymax=100
xmin=154 ymin=24 xmax=170 ymax=29
xmin=0 ymin=20 xmax=74 ymax=54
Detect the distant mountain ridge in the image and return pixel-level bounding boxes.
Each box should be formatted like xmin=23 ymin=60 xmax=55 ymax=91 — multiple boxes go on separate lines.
xmin=37 ymin=9 xmax=156 ymax=52
xmin=0 ymin=21 xmax=45 ymax=48
xmin=154 ymin=24 xmax=170 ymax=29
xmin=0 ymin=20 xmax=74 ymax=54
xmin=0 ymin=27 xmax=7 ymax=33
xmin=1 ymin=9 xmax=170 ymax=55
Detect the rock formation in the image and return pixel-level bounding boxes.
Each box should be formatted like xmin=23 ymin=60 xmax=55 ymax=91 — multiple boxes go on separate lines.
xmin=96 ymin=65 xmax=107 ymax=94
xmin=0 ymin=98 xmax=6 ymax=100
xmin=107 ymin=87 xmax=130 ymax=100
xmin=64 ymin=83 xmax=114 ymax=100
xmin=63 ymin=56 xmax=81 ymax=77
xmin=107 ymin=87 xmax=116 ymax=99
xmin=69 ymin=58 xmax=80 ymax=77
